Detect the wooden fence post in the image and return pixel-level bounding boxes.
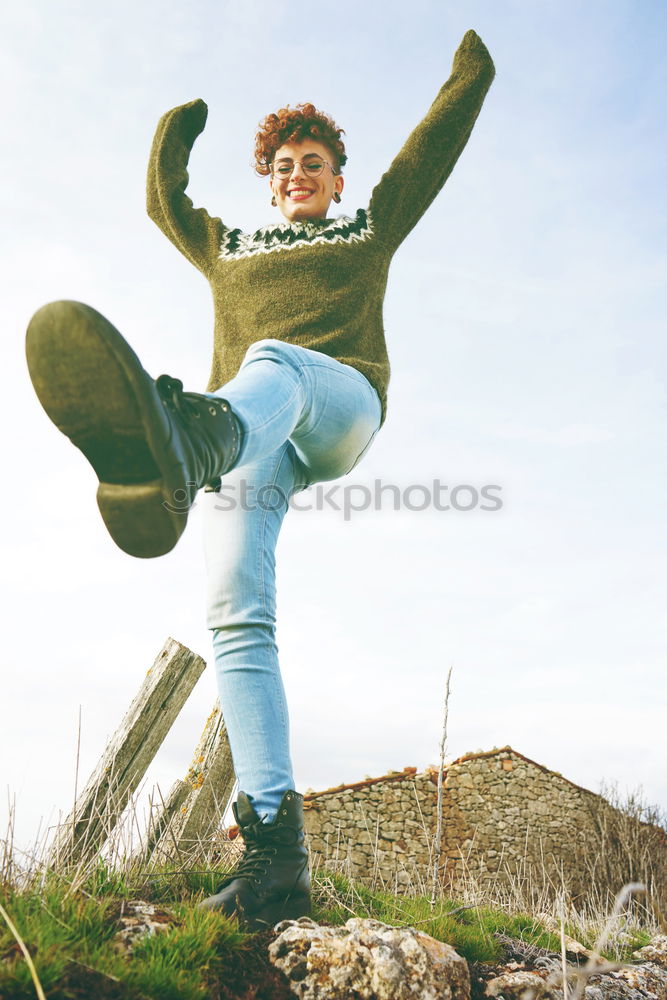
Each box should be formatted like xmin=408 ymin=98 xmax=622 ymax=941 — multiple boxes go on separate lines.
xmin=142 ymin=702 xmax=235 ymax=866
xmin=49 ymin=637 xmax=206 ymax=869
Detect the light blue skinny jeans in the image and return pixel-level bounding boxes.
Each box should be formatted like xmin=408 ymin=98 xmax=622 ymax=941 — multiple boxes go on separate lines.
xmin=202 ymin=338 xmax=382 ymax=824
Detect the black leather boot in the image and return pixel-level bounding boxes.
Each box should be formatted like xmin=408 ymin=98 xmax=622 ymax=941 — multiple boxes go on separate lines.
xmin=25 ymin=300 xmax=242 ymax=559
xmin=198 ymin=790 xmax=311 ymax=930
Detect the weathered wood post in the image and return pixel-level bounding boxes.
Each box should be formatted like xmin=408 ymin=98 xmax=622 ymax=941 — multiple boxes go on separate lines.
xmin=49 ymin=638 xmax=206 ymax=869
xmin=141 ymin=702 xmax=236 ymax=865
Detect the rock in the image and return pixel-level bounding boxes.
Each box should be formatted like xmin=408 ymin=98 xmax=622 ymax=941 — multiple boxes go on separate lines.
xmin=268 ymin=916 xmax=470 ymax=1000
xmin=607 ymin=961 xmax=667 ymax=997
xmin=473 ymin=932 xmax=667 ymax=1000
xmin=485 ymin=970 xmax=547 ymax=998
xmin=632 ymin=934 xmax=667 ymax=967
xmin=493 ymin=934 xmax=560 ymax=968
xmin=112 ymin=899 xmax=175 ymax=954
xmin=559 ymin=934 xmax=597 ymax=962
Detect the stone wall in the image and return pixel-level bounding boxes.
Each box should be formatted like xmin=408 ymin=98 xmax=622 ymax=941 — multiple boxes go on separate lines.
xmin=303 ymin=746 xmax=666 ymax=904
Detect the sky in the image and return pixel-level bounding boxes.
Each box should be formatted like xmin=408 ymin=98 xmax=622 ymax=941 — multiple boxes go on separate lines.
xmin=1 ymin=0 xmax=666 ymax=858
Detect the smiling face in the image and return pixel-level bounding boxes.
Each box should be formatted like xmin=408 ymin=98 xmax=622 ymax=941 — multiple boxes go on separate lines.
xmin=269 ymin=138 xmax=344 ymax=222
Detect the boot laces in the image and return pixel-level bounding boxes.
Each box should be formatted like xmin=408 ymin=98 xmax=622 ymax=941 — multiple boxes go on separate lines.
xmin=229 ymin=843 xmax=277 ymax=883
xmin=156 ymin=374 xmax=219 ymax=423
xmin=218 ymin=820 xmax=298 ymax=887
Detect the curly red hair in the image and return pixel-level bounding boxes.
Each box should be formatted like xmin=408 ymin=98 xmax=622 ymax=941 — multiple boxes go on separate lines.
xmin=254 ymin=103 xmax=347 ymax=177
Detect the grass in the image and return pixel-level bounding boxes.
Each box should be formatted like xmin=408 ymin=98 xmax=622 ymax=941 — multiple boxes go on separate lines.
xmin=0 ymin=857 xmax=659 ymax=1000
xmin=0 ymin=873 xmax=274 ymax=999
xmin=310 ymin=868 xmax=655 ymax=962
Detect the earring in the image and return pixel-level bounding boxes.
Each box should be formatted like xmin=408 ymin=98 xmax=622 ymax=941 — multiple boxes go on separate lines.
xmin=333 ymin=192 xmax=342 ymax=204
xmin=271 ymin=195 xmax=277 ymax=207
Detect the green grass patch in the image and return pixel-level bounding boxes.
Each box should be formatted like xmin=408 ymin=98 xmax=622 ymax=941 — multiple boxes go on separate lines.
xmin=0 ymin=881 xmax=261 ymax=1000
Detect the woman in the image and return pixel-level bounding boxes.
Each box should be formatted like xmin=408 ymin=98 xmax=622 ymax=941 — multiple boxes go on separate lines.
xmin=25 ymin=29 xmax=495 ymax=928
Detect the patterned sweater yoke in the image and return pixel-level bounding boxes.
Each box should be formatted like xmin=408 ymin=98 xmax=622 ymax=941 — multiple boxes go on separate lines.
xmin=146 ymin=29 xmax=495 ymax=428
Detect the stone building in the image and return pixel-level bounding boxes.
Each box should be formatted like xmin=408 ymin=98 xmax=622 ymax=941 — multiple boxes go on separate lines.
xmin=302 ymin=746 xmax=666 ymax=904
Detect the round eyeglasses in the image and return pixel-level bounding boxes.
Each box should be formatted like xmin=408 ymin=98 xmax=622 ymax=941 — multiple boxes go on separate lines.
xmin=271 ymin=155 xmax=338 ymax=178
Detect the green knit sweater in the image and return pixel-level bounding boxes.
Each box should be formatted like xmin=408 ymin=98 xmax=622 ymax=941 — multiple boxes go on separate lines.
xmin=146 ymin=29 xmax=495 ymax=428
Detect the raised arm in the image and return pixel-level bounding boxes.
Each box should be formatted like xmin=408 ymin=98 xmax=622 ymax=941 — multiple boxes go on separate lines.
xmin=368 ymin=29 xmax=495 ymax=251
xmin=146 ymin=99 xmax=225 ymax=276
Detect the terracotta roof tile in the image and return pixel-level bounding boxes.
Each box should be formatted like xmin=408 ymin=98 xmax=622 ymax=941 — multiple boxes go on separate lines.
xmin=303 ymin=766 xmax=418 ymax=804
